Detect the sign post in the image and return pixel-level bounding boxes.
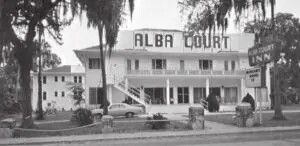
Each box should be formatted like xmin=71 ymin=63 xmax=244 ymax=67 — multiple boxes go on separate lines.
xmin=246 ymin=67 xmax=262 ymax=124
xmin=247 ymin=41 xmax=280 ymax=125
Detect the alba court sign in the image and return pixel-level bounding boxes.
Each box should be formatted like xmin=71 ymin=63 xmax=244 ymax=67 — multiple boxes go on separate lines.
xmin=248 ymin=42 xmax=281 ymax=66
xmin=134 ymin=33 xmax=230 ymax=49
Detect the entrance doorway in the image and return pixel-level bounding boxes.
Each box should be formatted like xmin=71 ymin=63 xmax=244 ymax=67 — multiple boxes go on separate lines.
xmin=178 ymin=87 xmax=189 ymax=104
xmin=144 ymin=88 xmax=166 ymax=104
xmin=194 ymin=87 xmax=206 ymax=103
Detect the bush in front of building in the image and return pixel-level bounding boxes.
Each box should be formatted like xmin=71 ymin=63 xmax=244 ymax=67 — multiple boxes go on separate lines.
xmin=145 ymin=113 xmax=170 ymax=129
xmin=71 ymin=108 xmax=93 ymax=126
xmin=206 ymin=93 xmax=220 ymax=112
xmin=242 ymin=93 xmax=255 ymax=111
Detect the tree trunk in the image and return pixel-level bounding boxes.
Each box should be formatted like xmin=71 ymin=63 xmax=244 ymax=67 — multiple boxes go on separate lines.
xmin=97 ymin=22 xmax=108 ymax=115
xmin=19 ymin=61 xmax=34 ymax=128
xmin=36 ymin=28 xmax=44 ymax=120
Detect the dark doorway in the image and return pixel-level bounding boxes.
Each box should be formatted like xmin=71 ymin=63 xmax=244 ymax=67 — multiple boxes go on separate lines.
xmin=178 ymin=87 xmax=189 ymax=104
xmin=144 ymin=88 xmax=166 ymax=104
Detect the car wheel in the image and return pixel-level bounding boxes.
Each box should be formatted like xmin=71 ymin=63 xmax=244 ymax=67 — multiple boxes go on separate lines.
xmin=126 ymin=112 xmax=134 ymax=118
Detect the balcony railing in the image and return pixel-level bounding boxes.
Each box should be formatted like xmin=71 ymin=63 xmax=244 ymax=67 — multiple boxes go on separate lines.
xmin=126 ymin=70 xmax=246 ymax=76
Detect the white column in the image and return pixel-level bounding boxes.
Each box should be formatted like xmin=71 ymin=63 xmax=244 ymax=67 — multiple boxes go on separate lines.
xmin=205 ymin=78 xmax=210 ymax=97
xmin=140 ymin=87 xmax=144 ymax=99
xmin=220 ymin=86 xmax=225 ymax=104
xmin=174 ymin=86 xmax=178 ymax=104
xmin=166 ymin=79 xmax=170 ymax=105
xmin=125 ymin=78 xmax=128 ymax=91
xmin=240 ymin=78 xmax=245 ymax=103
xmin=125 ymin=78 xmax=129 ymax=100
xmin=108 ymin=85 xmax=113 ymax=104
xmin=266 ymin=64 xmax=271 ymax=102
xmin=189 ymin=86 xmax=194 ymax=104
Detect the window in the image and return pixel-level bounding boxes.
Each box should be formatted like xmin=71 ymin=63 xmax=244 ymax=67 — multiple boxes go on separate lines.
xmin=109 ymin=104 xmax=119 ymax=109
xmin=61 ymin=91 xmax=65 ymax=97
xmin=54 ymin=91 xmax=58 ymax=97
xmin=135 ymin=60 xmax=139 ymax=70
xmin=152 ymin=59 xmax=166 ymax=69
xmin=43 ymin=76 xmax=47 ymax=84
xmin=199 ymin=60 xmax=212 ymax=70
xmin=224 ymin=60 xmax=229 ymax=71
xmin=79 ymin=76 xmax=82 ymax=83
xmin=88 ymin=58 xmax=101 ymax=69
xmin=54 ymin=76 xmax=58 ymax=82
xmin=74 ymin=76 xmax=77 ymax=83
xmin=127 ymin=59 xmax=131 ymax=71
xmin=231 ymin=60 xmax=236 ymax=71
xmin=43 ymin=92 xmax=47 ymax=100
xmin=61 ymin=76 xmax=65 ymax=82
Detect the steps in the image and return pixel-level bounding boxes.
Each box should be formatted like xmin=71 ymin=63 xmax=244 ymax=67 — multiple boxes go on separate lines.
xmin=113 ymin=77 xmax=151 ymax=106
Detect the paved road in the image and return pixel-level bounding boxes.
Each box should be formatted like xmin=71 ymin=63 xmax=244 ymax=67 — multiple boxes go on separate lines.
xmin=13 ymin=130 xmax=300 ymax=146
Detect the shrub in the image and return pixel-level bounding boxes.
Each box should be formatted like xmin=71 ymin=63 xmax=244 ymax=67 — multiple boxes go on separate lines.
xmin=206 ymin=93 xmax=220 ymax=112
xmin=242 ymin=93 xmax=255 ymax=111
xmin=71 ymin=108 xmax=93 ymax=126
xmin=145 ymin=113 xmax=170 ymax=129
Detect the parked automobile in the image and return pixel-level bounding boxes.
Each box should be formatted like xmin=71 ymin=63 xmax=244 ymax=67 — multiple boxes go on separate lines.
xmin=92 ymin=103 xmax=143 ymax=118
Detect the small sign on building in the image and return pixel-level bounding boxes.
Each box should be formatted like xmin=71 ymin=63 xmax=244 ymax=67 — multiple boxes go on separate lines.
xmin=245 ymin=67 xmax=262 ymax=88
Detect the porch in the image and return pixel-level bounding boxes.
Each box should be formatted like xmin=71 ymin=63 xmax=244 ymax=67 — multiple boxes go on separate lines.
xmin=147 ymin=104 xmax=237 ymax=114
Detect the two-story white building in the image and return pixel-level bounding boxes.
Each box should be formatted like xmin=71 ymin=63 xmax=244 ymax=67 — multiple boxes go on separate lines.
xmin=31 ymin=65 xmax=85 ymax=111
xmin=74 ymin=29 xmax=271 ymax=110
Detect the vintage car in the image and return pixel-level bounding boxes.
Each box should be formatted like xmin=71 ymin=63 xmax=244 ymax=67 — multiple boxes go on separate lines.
xmin=92 ymin=103 xmax=143 ymax=118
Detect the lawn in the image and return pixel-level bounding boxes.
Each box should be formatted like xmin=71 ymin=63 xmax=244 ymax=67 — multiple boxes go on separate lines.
xmin=205 ymin=112 xmax=300 ymax=127
xmin=12 ymin=111 xmax=188 ymax=137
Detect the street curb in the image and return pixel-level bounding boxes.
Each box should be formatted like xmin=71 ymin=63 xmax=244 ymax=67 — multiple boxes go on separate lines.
xmin=1 ymin=126 xmax=300 ymax=145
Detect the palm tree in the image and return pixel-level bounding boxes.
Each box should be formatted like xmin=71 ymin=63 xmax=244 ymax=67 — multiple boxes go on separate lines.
xmin=74 ymin=0 xmax=134 ymax=115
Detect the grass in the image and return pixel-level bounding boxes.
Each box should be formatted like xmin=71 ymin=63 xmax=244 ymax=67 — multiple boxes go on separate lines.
xmin=12 ymin=111 xmax=188 ymax=137
xmin=205 ymin=112 xmax=300 ymax=127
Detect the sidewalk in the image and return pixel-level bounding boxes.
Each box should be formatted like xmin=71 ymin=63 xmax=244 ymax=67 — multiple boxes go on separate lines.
xmin=1 ymin=114 xmax=300 ymax=145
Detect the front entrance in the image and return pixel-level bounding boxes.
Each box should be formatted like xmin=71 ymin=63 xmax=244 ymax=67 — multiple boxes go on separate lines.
xmin=144 ymin=88 xmax=166 ymax=104
xmin=178 ymin=87 xmax=189 ymax=104
xmin=194 ymin=87 xmax=206 ymax=103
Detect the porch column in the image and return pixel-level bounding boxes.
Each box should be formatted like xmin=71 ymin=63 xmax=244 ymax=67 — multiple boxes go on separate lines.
xmin=166 ymin=79 xmax=170 ymax=105
xmin=205 ymin=78 xmax=210 ymax=97
xmin=189 ymin=86 xmax=194 ymax=104
xmin=220 ymin=86 xmax=225 ymax=104
xmin=266 ymin=64 xmax=271 ymax=102
xmin=140 ymin=87 xmax=144 ymax=100
xmin=108 ymin=85 xmax=113 ymax=104
xmin=174 ymin=86 xmax=178 ymax=104
xmin=240 ymin=78 xmax=245 ymax=103
xmin=125 ymin=78 xmax=128 ymax=91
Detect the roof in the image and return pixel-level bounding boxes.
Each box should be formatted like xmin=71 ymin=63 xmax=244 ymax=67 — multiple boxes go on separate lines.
xmin=44 ymin=65 xmax=71 ymax=73
xmin=42 ymin=65 xmax=84 ymax=74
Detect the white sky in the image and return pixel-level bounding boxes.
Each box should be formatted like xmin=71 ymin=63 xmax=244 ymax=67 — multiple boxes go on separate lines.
xmin=48 ymin=0 xmax=300 ymax=66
